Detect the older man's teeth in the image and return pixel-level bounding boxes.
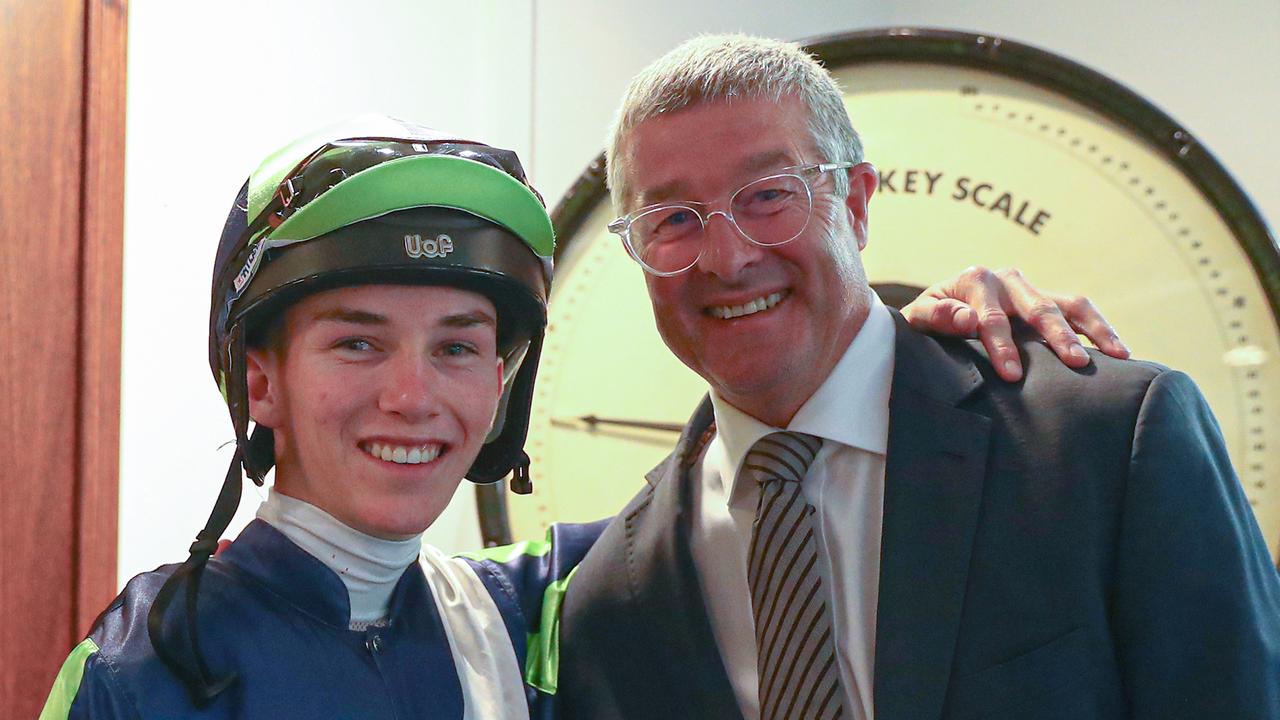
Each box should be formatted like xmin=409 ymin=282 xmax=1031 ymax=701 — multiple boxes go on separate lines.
xmin=366 ymin=442 xmax=442 ymax=464
xmin=708 ymin=291 xmax=786 ymax=319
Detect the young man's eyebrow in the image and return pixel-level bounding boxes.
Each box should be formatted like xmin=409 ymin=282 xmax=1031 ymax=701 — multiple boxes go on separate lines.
xmin=439 ymin=311 xmax=497 ymax=329
xmin=312 ymin=308 xmax=388 ymax=325
xmin=310 ymin=307 xmax=496 ymax=329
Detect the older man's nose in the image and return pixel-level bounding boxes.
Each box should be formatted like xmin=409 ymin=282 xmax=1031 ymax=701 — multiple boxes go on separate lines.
xmin=694 ymin=212 xmax=762 ymax=279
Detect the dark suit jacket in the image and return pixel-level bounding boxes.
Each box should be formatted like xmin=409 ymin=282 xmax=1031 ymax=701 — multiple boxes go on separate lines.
xmin=559 ymin=314 xmax=1280 ymax=720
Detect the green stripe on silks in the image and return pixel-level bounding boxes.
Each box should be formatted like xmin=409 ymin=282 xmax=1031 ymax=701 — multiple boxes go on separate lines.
xmin=525 ymin=565 xmax=577 ymax=695
xmin=457 ymin=533 xmax=553 ymax=564
xmin=39 ymin=638 xmax=100 ymax=720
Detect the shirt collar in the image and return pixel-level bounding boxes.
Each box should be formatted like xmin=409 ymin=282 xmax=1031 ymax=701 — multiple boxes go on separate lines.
xmin=257 ymin=491 xmax=422 ymax=624
xmin=217 ymin=519 xmax=354 ymax=627
xmin=709 ymin=290 xmax=896 ymax=484
xmin=218 ymin=517 xmax=425 ymax=629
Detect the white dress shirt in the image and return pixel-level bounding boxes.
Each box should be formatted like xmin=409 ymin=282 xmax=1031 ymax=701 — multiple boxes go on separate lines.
xmin=689 ymin=291 xmax=895 ymax=720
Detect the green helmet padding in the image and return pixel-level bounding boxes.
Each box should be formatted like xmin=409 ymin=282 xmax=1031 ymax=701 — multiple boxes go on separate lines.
xmin=267 ymin=154 xmax=554 ymax=258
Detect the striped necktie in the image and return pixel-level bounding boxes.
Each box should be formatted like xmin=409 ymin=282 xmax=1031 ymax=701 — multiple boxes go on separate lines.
xmin=745 ymin=431 xmax=845 ymax=720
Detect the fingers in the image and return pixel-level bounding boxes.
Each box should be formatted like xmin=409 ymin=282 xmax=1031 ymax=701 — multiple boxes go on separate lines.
xmin=1055 ymin=294 xmax=1131 ymax=360
xmin=943 ymin=300 xmax=978 ymax=335
xmin=900 ymin=294 xmax=978 ymax=336
xmin=995 ymin=268 xmax=1090 ymax=369
xmin=900 ymin=266 xmax=1130 ymax=383
xmin=951 ymin=267 xmax=1023 ymax=382
xmin=923 ymin=266 xmax=1023 ymax=381
xmin=996 ymin=269 xmax=1131 ymax=364
xmin=975 ymin=305 xmax=1021 ymax=382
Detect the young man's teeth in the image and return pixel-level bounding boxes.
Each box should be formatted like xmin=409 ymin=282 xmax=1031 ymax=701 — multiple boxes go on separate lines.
xmin=709 ymin=291 xmax=786 ymax=319
xmin=367 ymin=442 xmax=441 ymax=465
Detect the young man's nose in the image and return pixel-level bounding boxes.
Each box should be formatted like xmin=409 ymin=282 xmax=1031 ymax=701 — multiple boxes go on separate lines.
xmin=693 ymin=212 xmax=763 ymax=279
xmin=378 ymin=352 xmax=442 ymax=419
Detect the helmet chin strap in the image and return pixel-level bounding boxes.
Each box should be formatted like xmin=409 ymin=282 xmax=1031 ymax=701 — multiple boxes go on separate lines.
xmin=147 ymin=325 xmax=261 ymax=707
xmin=464 ymin=332 xmax=542 ymax=494
xmin=146 ymin=448 xmax=244 ymax=706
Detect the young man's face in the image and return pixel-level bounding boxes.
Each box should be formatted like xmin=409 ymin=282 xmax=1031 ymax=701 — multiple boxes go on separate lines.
xmin=246 ymin=284 xmax=504 ymax=539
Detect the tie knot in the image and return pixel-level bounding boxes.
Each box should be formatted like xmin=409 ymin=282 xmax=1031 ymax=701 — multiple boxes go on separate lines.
xmin=743 ymin=431 xmax=823 ymax=486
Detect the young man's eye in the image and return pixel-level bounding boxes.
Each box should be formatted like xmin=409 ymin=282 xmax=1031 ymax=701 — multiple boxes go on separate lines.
xmin=336 ymin=338 xmax=375 ymax=352
xmin=441 ymin=342 xmax=478 ymax=358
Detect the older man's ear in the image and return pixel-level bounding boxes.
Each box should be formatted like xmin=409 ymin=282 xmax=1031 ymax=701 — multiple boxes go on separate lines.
xmin=843 ymin=162 xmax=879 ymax=250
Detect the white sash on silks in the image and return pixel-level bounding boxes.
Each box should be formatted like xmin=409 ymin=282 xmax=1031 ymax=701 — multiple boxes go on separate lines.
xmin=419 ymin=544 xmax=530 ymax=720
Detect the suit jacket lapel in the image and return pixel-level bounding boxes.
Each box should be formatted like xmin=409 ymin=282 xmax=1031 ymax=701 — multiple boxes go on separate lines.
xmin=874 ymin=314 xmax=992 ymax=720
xmin=626 ymin=397 xmax=744 ymax=719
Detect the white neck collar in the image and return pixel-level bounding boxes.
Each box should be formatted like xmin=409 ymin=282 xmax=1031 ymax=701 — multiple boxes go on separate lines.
xmin=256 ymin=490 xmax=422 ymax=626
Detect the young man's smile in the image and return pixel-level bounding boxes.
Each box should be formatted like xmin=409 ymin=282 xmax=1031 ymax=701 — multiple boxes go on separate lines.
xmin=359 ymin=439 xmax=445 ymax=465
xmin=247 ymin=284 xmax=504 ymax=539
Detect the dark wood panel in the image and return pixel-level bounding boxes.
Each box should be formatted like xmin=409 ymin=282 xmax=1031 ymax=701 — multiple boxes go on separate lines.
xmin=76 ymin=0 xmax=127 ymax=640
xmin=0 ymin=0 xmax=86 ymax=716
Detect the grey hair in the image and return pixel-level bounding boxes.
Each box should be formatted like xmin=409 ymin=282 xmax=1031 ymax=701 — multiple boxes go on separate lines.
xmin=605 ymin=33 xmax=863 ymax=211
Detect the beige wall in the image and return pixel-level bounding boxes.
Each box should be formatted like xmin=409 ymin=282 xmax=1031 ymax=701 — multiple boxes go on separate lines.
xmin=120 ymin=0 xmax=533 ymax=581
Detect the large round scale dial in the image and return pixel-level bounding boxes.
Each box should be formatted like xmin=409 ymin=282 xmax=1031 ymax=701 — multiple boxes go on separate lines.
xmin=479 ymin=29 xmax=1280 ymax=562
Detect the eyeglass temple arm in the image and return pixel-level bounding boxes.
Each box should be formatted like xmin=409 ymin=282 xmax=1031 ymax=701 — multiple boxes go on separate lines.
xmin=814 ymin=161 xmax=856 ymax=173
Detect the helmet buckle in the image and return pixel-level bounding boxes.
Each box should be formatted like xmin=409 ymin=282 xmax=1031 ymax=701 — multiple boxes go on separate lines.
xmin=277 ymin=175 xmax=302 ymax=208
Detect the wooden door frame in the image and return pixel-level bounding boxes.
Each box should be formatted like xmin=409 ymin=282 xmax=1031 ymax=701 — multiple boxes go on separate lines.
xmin=76 ymin=0 xmax=128 ymax=638
xmin=1 ymin=0 xmax=126 ymax=714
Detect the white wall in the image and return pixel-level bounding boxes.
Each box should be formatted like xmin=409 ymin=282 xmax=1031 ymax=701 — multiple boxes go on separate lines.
xmin=119 ymin=0 xmax=533 ymax=582
xmin=120 ymin=0 xmax=1278 ymax=585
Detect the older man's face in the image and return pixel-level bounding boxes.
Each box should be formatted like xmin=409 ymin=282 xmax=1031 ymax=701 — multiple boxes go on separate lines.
xmin=620 ymin=95 xmax=877 ymax=426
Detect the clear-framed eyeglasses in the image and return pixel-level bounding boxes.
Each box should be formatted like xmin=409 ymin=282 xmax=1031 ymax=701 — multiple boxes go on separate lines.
xmin=607 ymin=162 xmax=854 ymax=277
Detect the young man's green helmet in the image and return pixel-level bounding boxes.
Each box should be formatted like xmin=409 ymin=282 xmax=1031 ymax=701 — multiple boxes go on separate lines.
xmin=154 ymin=116 xmax=554 ymax=704
xmin=211 ymin=115 xmax=553 ymax=488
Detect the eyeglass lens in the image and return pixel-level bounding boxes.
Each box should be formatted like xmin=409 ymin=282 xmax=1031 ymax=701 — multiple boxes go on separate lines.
xmin=629 ymin=173 xmax=813 ymax=274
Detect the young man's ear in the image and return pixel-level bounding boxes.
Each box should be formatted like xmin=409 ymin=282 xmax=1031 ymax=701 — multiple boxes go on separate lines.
xmin=245 ymin=348 xmax=283 ymax=429
xmin=844 ymin=162 xmax=879 ymax=251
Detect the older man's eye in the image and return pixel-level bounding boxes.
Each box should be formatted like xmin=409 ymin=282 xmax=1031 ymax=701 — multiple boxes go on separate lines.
xmin=660 ymin=209 xmax=694 ymax=227
xmin=739 ymin=186 xmax=793 ymax=213
xmin=640 ymin=207 xmax=701 ymax=243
